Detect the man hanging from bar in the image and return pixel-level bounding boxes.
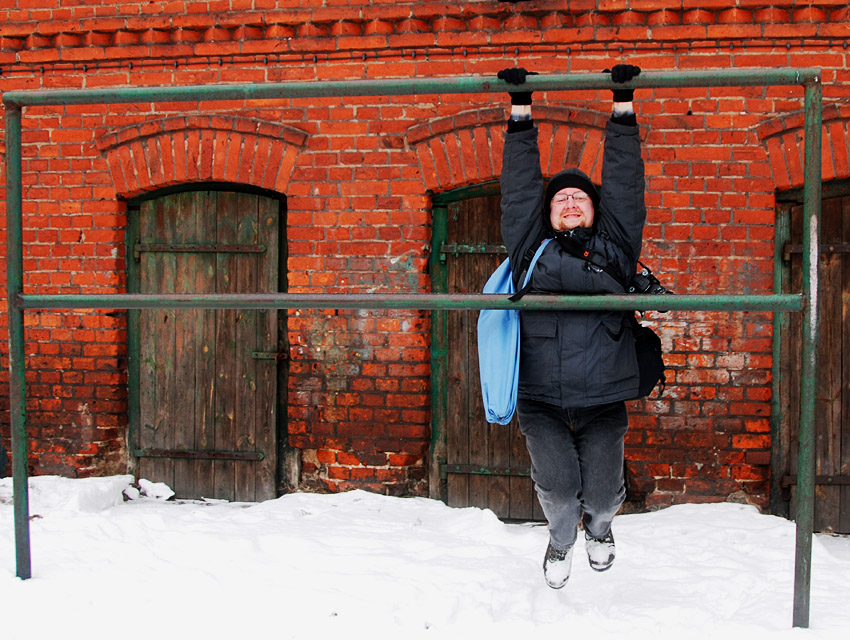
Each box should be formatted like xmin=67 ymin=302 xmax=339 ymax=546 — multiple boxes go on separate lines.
xmin=497 ymin=63 xmax=646 ymax=589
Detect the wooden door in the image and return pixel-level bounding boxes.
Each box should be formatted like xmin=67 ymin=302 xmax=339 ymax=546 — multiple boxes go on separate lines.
xmin=441 ymin=195 xmax=542 ymax=520
xmin=130 ymin=189 xmax=284 ymax=502
xmin=783 ymin=194 xmax=850 ymax=533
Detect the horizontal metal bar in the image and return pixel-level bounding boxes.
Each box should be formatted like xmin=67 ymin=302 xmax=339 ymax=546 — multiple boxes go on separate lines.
xmin=16 ymin=293 xmax=804 ymax=312
xmin=440 ymin=243 xmax=506 ymax=255
xmin=782 ymin=475 xmax=850 ymax=487
xmin=3 ymin=69 xmax=819 ymax=108
xmin=443 ymin=464 xmax=531 ymax=478
xmin=134 ymin=448 xmax=264 ymax=461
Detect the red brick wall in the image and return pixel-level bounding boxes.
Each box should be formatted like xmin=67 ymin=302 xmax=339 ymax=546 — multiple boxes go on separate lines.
xmin=1 ymin=0 xmax=849 ymax=508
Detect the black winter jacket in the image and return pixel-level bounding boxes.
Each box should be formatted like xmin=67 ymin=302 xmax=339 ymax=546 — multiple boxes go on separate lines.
xmin=500 ymin=118 xmax=647 ymax=408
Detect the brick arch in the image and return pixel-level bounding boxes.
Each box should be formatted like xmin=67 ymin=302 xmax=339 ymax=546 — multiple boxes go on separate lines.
xmin=407 ymin=106 xmax=611 ymax=192
xmin=95 ymin=115 xmax=308 ymax=197
xmin=756 ymin=104 xmax=850 ymax=191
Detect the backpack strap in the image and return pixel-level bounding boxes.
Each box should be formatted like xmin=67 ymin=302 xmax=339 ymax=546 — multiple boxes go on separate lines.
xmin=508 ymin=237 xmax=552 ymax=302
xmin=553 ymin=232 xmax=628 ymax=291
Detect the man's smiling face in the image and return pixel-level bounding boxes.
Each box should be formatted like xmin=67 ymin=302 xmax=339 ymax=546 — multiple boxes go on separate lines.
xmin=549 ymin=187 xmax=595 ymax=231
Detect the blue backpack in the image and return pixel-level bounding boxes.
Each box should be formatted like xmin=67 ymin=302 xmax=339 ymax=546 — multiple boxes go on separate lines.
xmin=477 ymin=238 xmax=552 ymax=424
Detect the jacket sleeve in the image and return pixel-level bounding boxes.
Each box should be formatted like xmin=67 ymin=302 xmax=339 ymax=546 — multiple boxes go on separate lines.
xmin=594 ymin=118 xmax=647 ymax=280
xmin=500 ymin=126 xmax=546 ymax=288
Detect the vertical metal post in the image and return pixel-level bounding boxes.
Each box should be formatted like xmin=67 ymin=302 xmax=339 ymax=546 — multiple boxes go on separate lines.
xmin=5 ymin=104 xmax=32 ymax=580
xmin=792 ymin=74 xmax=823 ymax=629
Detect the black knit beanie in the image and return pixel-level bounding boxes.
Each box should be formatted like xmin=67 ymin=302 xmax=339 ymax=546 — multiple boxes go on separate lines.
xmin=544 ymin=168 xmax=600 ymax=214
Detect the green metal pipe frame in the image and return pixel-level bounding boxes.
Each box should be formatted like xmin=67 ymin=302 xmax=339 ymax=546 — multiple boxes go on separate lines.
xmin=4 ymin=105 xmax=30 ymax=581
xmin=15 ymin=293 xmax=802 ymax=312
xmin=792 ymin=77 xmax=823 ymax=629
xmin=4 ymin=69 xmax=822 ymax=628
xmin=1 ymin=68 xmax=818 ymax=108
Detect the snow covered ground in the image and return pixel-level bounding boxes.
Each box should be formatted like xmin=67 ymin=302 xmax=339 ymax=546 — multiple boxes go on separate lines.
xmin=1 ymin=475 xmax=848 ymax=640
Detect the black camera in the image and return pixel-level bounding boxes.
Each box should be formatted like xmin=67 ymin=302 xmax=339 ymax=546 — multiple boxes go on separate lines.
xmin=628 ymin=263 xmax=672 ymax=295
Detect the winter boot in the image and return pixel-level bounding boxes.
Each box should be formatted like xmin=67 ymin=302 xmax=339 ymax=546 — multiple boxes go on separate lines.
xmin=543 ymin=541 xmax=574 ymax=589
xmin=584 ymin=529 xmax=615 ymax=571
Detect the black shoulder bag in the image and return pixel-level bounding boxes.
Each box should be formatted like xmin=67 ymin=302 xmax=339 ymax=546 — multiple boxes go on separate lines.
xmin=553 ymin=232 xmax=669 ymax=399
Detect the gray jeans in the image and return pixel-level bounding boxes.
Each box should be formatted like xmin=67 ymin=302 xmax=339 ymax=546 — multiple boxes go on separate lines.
xmin=517 ymin=398 xmax=628 ymax=550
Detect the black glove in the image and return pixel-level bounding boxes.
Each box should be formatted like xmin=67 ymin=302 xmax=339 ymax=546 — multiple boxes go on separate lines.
xmin=497 ymin=67 xmax=538 ymax=105
xmin=605 ymin=64 xmax=641 ymax=102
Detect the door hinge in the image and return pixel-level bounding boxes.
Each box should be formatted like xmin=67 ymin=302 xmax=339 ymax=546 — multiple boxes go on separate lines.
xmin=441 ymin=463 xmax=531 ymax=479
xmin=439 ymin=243 xmax=507 ymax=262
xmin=251 ymin=351 xmax=289 ymax=361
xmin=782 ymin=242 xmax=850 ymax=262
xmin=781 ymin=474 xmax=850 ymax=486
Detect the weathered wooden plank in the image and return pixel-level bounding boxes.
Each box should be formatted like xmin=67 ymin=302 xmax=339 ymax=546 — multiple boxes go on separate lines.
xmin=816 ymin=197 xmax=842 ymax=531
xmin=255 ymin=194 xmax=280 ymax=500
xmin=467 ymin=197 xmax=491 ymax=513
xmin=213 ymin=191 xmax=239 ymax=502
xmin=143 ymin=197 xmax=175 ymax=490
xmin=191 ymin=191 xmax=218 ymax=499
xmin=446 ymin=201 xmax=470 ymax=508
xmin=172 ymin=191 xmax=197 ymax=499
xmin=138 ymin=200 xmax=158 ymax=487
xmin=157 ymin=195 xmax=179 ymax=492
xmin=234 ymin=192 xmax=259 ymax=502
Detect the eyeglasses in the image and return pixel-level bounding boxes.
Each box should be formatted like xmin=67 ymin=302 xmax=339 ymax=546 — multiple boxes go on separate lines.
xmin=552 ymin=193 xmax=591 ymax=206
